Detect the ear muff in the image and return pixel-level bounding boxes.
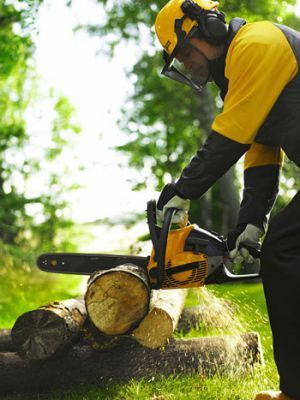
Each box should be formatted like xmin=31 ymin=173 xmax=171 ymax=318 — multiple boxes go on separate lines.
xmin=201 ymin=11 xmax=228 ymax=44
xmin=181 ymin=0 xmax=228 ymax=44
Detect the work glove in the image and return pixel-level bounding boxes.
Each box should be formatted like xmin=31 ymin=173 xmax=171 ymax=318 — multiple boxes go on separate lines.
xmin=156 ymin=183 xmax=190 ymax=227
xmin=227 ymin=224 xmax=264 ymax=265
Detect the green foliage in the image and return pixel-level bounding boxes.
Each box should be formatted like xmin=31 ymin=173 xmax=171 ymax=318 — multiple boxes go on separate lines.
xmin=117 ymin=52 xmax=215 ymax=189
xmin=0 ymin=241 xmax=83 ymax=328
xmin=0 ymin=0 xmax=82 ymax=249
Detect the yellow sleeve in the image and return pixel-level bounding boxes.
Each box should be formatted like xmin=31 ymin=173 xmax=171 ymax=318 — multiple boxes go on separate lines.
xmin=244 ymin=142 xmax=284 ymax=170
xmin=212 ymin=22 xmax=298 ymax=144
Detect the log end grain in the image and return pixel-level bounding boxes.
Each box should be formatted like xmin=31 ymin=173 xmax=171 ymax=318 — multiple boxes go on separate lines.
xmin=11 ymin=310 xmax=68 ymax=361
xmin=85 ymin=267 xmax=150 ymax=335
xmin=132 ymin=308 xmax=173 ymax=348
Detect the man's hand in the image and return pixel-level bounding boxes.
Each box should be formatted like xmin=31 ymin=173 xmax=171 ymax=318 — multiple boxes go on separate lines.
xmin=227 ymin=224 xmax=264 ymax=264
xmin=157 ymin=183 xmax=190 ymax=227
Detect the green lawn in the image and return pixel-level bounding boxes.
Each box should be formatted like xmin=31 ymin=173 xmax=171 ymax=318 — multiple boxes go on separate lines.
xmin=0 ymin=245 xmax=279 ymax=400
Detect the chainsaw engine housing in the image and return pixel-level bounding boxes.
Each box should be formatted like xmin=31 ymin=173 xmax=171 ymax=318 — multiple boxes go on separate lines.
xmin=148 ymin=224 xmax=226 ymax=289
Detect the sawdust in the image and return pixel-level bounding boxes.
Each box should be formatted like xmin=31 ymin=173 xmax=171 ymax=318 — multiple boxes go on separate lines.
xmin=195 ymin=287 xmax=243 ymax=331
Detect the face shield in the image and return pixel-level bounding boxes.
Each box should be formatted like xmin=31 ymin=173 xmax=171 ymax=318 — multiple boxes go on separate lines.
xmin=162 ymin=41 xmax=211 ymax=92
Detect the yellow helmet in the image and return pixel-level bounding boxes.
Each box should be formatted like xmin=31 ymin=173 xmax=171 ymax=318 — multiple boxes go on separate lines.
xmin=154 ymin=0 xmax=227 ymax=92
xmin=155 ymin=0 xmax=220 ymax=55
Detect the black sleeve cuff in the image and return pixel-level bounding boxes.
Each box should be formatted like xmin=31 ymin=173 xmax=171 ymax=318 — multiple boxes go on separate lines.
xmin=175 ymin=130 xmax=250 ymax=199
xmin=237 ymin=164 xmax=280 ymax=230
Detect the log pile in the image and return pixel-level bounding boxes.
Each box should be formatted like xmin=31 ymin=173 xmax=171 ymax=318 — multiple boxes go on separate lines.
xmin=0 ymin=262 xmax=264 ymax=394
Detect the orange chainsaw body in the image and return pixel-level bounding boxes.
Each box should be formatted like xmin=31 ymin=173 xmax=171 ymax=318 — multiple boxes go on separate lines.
xmin=147 ymin=224 xmax=208 ymax=289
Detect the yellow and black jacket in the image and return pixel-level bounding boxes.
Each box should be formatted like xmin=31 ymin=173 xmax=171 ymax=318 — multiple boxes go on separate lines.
xmin=175 ymin=18 xmax=300 ymax=230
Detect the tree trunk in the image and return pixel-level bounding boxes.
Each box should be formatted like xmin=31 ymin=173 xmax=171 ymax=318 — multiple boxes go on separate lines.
xmin=132 ymin=289 xmax=187 ymax=348
xmin=11 ymin=298 xmax=87 ymax=361
xmin=219 ymin=168 xmax=240 ymax=234
xmin=0 ymin=333 xmax=263 ymax=394
xmin=85 ymin=264 xmax=150 ymax=336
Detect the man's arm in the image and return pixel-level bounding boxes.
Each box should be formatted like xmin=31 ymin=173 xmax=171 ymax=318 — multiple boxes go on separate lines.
xmin=175 ymin=130 xmax=250 ymax=199
xmin=236 ymin=143 xmax=283 ymax=231
xmin=227 ymin=143 xmax=283 ymax=260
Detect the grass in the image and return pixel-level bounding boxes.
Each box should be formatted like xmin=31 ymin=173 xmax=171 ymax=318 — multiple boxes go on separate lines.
xmin=0 ymin=243 xmax=84 ymax=328
xmin=0 ymin=243 xmax=279 ymax=400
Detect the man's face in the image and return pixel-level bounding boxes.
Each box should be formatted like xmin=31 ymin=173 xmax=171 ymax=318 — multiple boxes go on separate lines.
xmin=174 ymin=41 xmax=211 ymax=86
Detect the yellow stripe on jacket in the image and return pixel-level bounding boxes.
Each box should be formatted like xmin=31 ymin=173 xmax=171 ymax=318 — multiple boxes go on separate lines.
xmin=244 ymin=143 xmax=284 ymax=170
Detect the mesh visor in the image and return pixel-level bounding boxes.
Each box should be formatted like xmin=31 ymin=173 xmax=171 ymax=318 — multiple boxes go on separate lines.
xmin=161 ymin=43 xmax=210 ymax=93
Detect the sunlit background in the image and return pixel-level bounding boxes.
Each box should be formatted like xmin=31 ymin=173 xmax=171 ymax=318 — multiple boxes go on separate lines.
xmin=4 ymin=0 xmax=297 ymax=253
xmin=24 ymin=0 xmax=159 ymax=251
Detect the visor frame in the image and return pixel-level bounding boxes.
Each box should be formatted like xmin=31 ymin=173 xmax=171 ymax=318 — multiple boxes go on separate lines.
xmin=161 ymin=24 xmax=210 ymax=93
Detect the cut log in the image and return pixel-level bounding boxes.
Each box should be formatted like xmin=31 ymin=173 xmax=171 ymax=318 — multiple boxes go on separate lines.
xmin=0 ymin=332 xmax=263 ymax=394
xmin=11 ymin=298 xmax=87 ymax=361
xmin=0 ymin=329 xmax=14 ymax=352
xmin=85 ymin=264 xmax=150 ymax=335
xmin=132 ymin=289 xmax=187 ymax=348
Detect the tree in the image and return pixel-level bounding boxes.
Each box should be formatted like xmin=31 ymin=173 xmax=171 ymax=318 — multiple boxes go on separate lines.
xmin=0 ymin=0 xmax=82 ymax=249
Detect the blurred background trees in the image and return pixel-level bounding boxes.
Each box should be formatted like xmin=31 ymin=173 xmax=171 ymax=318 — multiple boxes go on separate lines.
xmin=0 ymin=0 xmax=81 ymax=250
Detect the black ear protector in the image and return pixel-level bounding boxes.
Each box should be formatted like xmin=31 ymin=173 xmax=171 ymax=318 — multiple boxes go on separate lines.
xmin=181 ymin=0 xmax=228 ymax=45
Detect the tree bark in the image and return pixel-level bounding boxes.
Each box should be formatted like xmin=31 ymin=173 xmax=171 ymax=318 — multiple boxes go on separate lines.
xmin=82 ymin=320 xmax=120 ymax=350
xmin=0 ymin=332 xmax=263 ymax=394
xmin=11 ymin=298 xmax=87 ymax=361
xmin=132 ymin=289 xmax=187 ymax=348
xmin=85 ymin=264 xmax=150 ymax=335
xmin=0 ymin=329 xmax=14 ymax=352
xmin=219 ymin=168 xmax=240 ymax=234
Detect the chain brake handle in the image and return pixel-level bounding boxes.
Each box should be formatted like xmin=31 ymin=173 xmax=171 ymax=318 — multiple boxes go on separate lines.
xmin=147 ymin=200 xmax=177 ymax=289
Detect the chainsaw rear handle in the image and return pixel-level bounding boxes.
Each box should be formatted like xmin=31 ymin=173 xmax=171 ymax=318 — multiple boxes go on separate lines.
xmin=238 ymin=243 xmax=261 ymax=259
xmin=147 ymin=200 xmax=177 ymax=289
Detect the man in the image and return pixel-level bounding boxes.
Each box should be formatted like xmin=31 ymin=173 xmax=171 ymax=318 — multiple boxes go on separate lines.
xmin=154 ymin=0 xmax=300 ymax=399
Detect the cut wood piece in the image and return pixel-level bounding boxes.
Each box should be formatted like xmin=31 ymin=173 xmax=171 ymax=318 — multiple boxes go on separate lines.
xmin=0 ymin=329 xmax=14 ymax=352
xmin=11 ymin=298 xmax=87 ymax=361
xmin=132 ymin=289 xmax=187 ymax=348
xmin=85 ymin=264 xmax=150 ymax=335
xmin=0 ymin=332 xmax=263 ymax=394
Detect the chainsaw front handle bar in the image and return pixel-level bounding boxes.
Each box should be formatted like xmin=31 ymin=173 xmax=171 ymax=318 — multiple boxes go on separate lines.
xmin=146 ymin=200 xmax=177 ymax=289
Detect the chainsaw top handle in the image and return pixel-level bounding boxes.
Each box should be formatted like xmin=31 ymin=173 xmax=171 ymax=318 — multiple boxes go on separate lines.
xmin=146 ymin=200 xmax=177 ymax=289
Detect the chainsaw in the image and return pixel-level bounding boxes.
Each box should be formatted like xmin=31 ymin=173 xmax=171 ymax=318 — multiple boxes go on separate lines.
xmin=37 ymin=200 xmax=260 ymax=289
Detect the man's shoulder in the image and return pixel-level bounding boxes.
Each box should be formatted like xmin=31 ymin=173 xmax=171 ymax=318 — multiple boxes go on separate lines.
xmin=232 ymin=21 xmax=287 ymax=48
xmin=226 ymin=20 xmax=293 ymax=67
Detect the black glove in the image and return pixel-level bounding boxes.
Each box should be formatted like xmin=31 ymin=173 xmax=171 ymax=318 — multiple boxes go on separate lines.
xmin=157 ymin=183 xmax=190 ymax=226
xmin=227 ymin=223 xmax=263 ymax=264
